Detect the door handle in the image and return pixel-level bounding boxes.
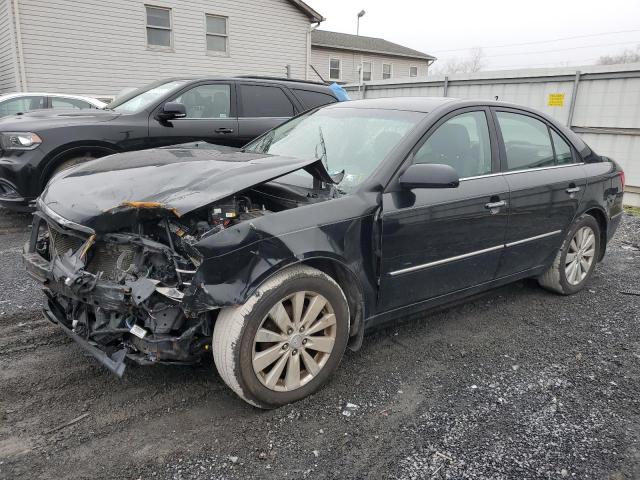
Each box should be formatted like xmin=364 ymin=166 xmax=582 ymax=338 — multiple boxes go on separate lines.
xmin=215 ymin=127 xmax=234 ymax=134
xmin=566 ymin=186 xmax=581 ymax=194
xmin=485 ymin=200 xmax=506 ymax=210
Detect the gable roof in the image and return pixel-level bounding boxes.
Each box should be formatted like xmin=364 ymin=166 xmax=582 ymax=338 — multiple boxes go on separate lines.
xmin=287 ymin=0 xmax=324 ymax=23
xmin=311 ymin=30 xmax=436 ymax=61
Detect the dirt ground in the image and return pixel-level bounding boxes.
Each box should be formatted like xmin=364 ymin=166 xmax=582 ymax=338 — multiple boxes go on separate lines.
xmin=0 ymin=208 xmax=639 ymax=480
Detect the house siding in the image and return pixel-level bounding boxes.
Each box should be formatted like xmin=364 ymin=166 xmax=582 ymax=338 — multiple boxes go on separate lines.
xmin=16 ymin=0 xmax=311 ymax=97
xmin=310 ymin=46 xmax=429 ymax=84
xmin=0 ymin=0 xmax=19 ymax=94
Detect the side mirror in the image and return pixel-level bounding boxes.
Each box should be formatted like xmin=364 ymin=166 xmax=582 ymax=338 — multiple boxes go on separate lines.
xmin=399 ymin=163 xmax=459 ymax=189
xmin=158 ymin=102 xmax=187 ymax=120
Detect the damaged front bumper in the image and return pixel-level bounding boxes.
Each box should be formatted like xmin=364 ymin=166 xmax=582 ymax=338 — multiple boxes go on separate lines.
xmin=23 ymin=211 xmax=214 ymax=377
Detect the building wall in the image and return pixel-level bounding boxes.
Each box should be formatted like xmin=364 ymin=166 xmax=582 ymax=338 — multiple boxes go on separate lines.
xmin=310 ymin=46 xmax=428 ymax=84
xmin=15 ymin=0 xmax=311 ymax=98
xmin=344 ymin=64 xmax=640 ymax=206
xmin=0 ymin=0 xmax=19 ymax=94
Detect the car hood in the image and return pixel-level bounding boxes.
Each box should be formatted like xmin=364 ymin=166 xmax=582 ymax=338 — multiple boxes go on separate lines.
xmin=40 ymin=146 xmax=335 ymax=232
xmin=0 ymin=109 xmax=119 ymax=130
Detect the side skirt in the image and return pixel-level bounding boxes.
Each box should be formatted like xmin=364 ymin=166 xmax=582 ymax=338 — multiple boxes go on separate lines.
xmin=365 ymin=265 xmax=547 ymax=330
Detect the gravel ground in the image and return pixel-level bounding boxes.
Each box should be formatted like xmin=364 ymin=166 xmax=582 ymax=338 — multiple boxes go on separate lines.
xmin=0 ymin=208 xmax=638 ymax=480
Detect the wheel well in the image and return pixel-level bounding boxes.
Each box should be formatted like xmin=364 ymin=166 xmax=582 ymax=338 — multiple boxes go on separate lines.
xmin=584 ymin=208 xmax=607 ymax=261
xmin=41 ymin=145 xmax=118 ymax=188
xmin=301 ymin=258 xmax=365 ymax=339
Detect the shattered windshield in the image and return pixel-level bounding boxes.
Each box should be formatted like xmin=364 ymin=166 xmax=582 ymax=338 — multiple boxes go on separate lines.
xmin=243 ymin=107 xmax=424 ymax=190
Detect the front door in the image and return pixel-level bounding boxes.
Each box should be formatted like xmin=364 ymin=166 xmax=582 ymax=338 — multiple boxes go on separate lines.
xmin=148 ymin=82 xmax=240 ymax=148
xmin=378 ymin=109 xmax=509 ymax=312
xmin=492 ymin=109 xmax=587 ymax=277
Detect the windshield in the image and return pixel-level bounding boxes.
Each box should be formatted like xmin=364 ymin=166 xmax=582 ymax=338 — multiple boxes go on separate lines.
xmin=110 ymin=80 xmax=189 ymax=114
xmin=244 ymin=107 xmax=424 ymax=190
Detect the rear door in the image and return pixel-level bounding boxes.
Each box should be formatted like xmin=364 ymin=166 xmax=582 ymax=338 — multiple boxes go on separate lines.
xmin=147 ymin=81 xmax=239 ymax=148
xmin=236 ymin=83 xmax=298 ymax=144
xmin=378 ymin=108 xmax=510 ymax=312
xmin=492 ymin=108 xmax=587 ymax=277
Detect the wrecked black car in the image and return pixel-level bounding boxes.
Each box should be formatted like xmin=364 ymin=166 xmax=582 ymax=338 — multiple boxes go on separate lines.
xmin=24 ymin=98 xmax=624 ymax=408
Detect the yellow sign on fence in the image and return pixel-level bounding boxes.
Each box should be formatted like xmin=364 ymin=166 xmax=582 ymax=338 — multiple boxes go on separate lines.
xmin=547 ymin=93 xmax=565 ymax=107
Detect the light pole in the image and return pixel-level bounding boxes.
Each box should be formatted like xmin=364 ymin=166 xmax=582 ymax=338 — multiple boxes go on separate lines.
xmin=357 ymin=10 xmax=365 ymax=36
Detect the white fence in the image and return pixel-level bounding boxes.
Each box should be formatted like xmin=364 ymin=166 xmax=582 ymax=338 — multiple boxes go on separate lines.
xmin=345 ymin=63 xmax=640 ymax=206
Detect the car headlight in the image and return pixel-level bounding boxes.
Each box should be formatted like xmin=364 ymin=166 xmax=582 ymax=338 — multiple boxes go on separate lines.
xmin=0 ymin=132 xmax=43 ymax=151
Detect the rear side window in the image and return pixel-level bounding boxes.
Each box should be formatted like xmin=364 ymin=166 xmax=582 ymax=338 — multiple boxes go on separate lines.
xmin=293 ymin=89 xmax=337 ymax=110
xmin=239 ymin=85 xmax=294 ymax=118
xmin=413 ymin=111 xmax=492 ymax=178
xmin=550 ymin=129 xmax=574 ymax=165
xmin=496 ymin=112 xmax=554 ymax=171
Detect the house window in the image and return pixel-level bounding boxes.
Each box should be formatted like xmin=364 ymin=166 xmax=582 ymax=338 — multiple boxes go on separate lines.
xmin=362 ymin=61 xmax=372 ymax=82
xmin=410 ymin=66 xmax=418 ymax=77
xmin=382 ymin=63 xmax=392 ymax=79
xmin=329 ymin=58 xmax=341 ymax=80
xmin=206 ymin=14 xmax=228 ymax=54
xmin=146 ymin=5 xmax=172 ymax=48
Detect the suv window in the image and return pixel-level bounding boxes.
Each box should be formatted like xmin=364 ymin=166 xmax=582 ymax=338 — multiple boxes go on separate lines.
xmin=239 ymin=85 xmax=294 ymax=118
xmin=413 ymin=111 xmax=492 ymax=178
xmin=496 ymin=111 xmax=554 ymax=171
xmin=51 ymin=97 xmax=94 ymax=110
xmin=0 ymin=96 xmax=45 ymax=116
xmin=174 ymin=84 xmax=231 ymax=119
xmin=293 ymin=89 xmax=337 ymax=111
xmin=550 ymin=129 xmax=574 ymax=165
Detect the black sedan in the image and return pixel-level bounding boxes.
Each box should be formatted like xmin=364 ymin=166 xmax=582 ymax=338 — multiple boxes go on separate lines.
xmin=24 ymin=97 xmax=625 ymax=408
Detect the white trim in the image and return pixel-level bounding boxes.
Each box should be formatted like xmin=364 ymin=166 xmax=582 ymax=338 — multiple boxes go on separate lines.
xmin=205 ymin=13 xmax=229 ymax=56
xmin=12 ymin=0 xmax=27 ymax=91
xmin=382 ymin=63 xmax=393 ymax=80
xmin=329 ymin=57 xmax=341 ymax=81
xmin=145 ymin=4 xmax=173 ymax=51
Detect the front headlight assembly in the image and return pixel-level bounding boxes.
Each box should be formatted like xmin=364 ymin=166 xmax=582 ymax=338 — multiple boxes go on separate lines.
xmin=0 ymin=132 xmax=43 ymax=151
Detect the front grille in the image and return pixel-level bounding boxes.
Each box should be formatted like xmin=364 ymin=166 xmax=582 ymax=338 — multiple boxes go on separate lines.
xmin=86 ymin=242 xmax=136 ymax=280
xmin=49 ymin=227 xmax=83 ymax=257
xmin=48 ymin=227 xmax=136 ymax=280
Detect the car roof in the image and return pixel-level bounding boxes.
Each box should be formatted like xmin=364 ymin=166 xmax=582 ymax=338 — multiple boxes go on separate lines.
xmin=153 ymin=76 xmax=336 ymax=94
xmin=328 ymin=96 xmax=558 ymax=115
xmin=0 ymin=92 xmax=106 ymax=106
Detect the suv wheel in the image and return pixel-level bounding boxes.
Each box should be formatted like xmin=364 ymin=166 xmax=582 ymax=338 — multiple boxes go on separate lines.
xmin=538 ymin=214 xmax=601 ymax=295
xmin=212 ymin=265 xmax=350 ymax=409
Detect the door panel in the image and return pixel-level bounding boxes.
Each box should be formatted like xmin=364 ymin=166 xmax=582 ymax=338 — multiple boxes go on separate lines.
xmin=147 ymin=82 xmax=239 ymax=148
xmin=497 ymin=165 xmax=586 ymax=276
xmin=379 ymin=175 xmax=510 ymax=311
xmin=492 ymin=108 xmax=587 ymax=277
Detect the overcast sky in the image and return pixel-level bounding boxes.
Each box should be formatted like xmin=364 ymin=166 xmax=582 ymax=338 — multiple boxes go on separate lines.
xmin=305 ymin=0 xmax=640 ymax=72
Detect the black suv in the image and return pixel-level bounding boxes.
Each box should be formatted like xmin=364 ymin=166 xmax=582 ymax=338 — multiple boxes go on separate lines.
xmin=0 ymin=76 xmax=340 ymax=210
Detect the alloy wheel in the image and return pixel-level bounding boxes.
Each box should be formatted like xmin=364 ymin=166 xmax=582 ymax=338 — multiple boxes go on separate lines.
xmin=252 ymin=291 xmax=337 ymax=392
xmin=565 ymin=226 xmax=596 ymax=286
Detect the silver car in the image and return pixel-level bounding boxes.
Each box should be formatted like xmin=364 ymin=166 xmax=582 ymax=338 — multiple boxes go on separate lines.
xmin=0 ymin=92 xmax=106 ymax=118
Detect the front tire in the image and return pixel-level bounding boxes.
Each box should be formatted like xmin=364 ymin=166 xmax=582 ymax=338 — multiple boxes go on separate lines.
xmin=538 ymin=214 xmax=601 ymax=295
xmin=212 ymin=265 xmax=350 ymax=409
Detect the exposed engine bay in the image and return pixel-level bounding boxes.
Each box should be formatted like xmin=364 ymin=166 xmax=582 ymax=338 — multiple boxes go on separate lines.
xmin=25 ymin=178 xmax=336 ymax=376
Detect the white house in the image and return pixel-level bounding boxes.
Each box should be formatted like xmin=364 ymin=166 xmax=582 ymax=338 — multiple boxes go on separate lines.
xmin=0 ymin=0 xmax=324 ymax=98
xmin=310 ymin=30 xmax=436 ymax=84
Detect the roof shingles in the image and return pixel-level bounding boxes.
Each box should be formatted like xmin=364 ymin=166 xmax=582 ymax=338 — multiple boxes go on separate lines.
xmin=311 ymin=30 xmax=435 ymax=60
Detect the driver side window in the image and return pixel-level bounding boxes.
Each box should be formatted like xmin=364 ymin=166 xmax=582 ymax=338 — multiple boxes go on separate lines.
xmin=173 ymin=84 xmax=231 ymax=119
xmin=413 ymin=111 xmax=492 ymax=178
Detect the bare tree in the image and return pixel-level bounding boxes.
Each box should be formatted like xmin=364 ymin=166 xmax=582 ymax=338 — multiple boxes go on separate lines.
xmin=432 ymin=47 xmax=486 ymax=75
xmin=597 ymin=44 xmax=640 ymax=65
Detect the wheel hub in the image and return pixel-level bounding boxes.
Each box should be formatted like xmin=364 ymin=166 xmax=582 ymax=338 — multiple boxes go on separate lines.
xmin=289 ymin=334 xmax=304 ymax=349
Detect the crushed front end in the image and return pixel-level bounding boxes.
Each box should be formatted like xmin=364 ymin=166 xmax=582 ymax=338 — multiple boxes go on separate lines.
xmin=23 ymin=200 xmax=225 ymax=376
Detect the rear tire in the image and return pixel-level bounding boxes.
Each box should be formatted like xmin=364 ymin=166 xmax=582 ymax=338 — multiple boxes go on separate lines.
xmin=212 ymin=265 xmax=350 ymax=409
xmin=538 ymin=214 xmax=601 ymax=295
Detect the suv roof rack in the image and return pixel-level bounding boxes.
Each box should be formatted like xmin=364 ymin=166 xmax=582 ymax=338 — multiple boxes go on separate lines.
xmin=235 ymin=75 xmax=328 ymax=86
